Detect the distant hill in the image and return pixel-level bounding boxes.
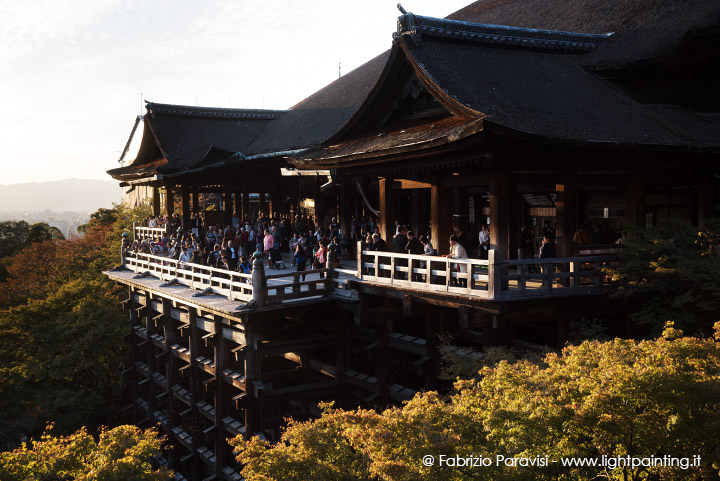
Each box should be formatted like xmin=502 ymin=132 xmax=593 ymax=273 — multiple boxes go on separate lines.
xmin=0 ymin=179 xmax=121 ymax=213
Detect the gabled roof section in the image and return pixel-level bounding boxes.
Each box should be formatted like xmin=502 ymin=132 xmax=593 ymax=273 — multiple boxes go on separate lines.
xmin=108 ymin=102 xmax=286 ymax=181
xmin=321 ymin=38 xmax=484 ymax=144
xmin=293 ymin=36 xmax=487 ymax=168
xmin=245 ymin=52 xmax=390 ymax=155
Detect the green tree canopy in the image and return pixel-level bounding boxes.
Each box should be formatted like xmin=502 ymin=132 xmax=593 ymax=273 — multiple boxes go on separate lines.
xmin=231 ymin=323 xmax=720 ymax=481
xmin=607 ymin=218 xmax=720 ymax=336
xmin=0 ymin=424 xmax=172 ymax=481
xmin=0 ymin=203 xmax=152 ymax=447
xmin=0 ymin=221 xmax=63 ymax=260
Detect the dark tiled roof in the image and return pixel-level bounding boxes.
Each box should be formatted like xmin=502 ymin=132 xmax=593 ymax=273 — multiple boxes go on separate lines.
xmin=403 ymin=34 xmax=719 ymax=147
xmin=145 ymin=102 xmax=284 ymax=172
xmin=245 ymin=52 xmax=390 ymax=154
xmin=449 ymin=0 xmax=720 ymax=69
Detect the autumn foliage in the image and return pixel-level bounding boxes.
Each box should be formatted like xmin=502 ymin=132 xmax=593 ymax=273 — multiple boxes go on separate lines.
xmin=0 ymin=203 xmax=150 ymax=448
xmin=231 ymin=323 xmax=720 ymax=481
xmin=0 ymin=424 xmax=171 ymax=481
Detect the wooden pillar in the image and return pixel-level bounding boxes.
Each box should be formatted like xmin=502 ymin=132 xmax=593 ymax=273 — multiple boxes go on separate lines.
xmin=213 ymin=315 xmax=228 ymax=476
xmin=152 ymin=187 xmax=161 ymax=216
xmin=489 ymin=174 xmax=509 ymax=294
xmin=188 ymin=308 xmax=202 ymax=478
xmin=191 ymin=189 xmax=199 ymax=215
xmin=224 ymin=187 xmax=233 ymax=225
xmin=258 ymin=192 xmax=267 ymax=220
xmin=431 ymin=183 xmax=453 ymax=255
xmin=376 ymin=318 xmax=391 ymax=404
xmin=165 ymin=185 xmax=175 ymax=218
xmin=128 ymin=288 xmax=140 ymax=424
xmin=244 ymin=325 xmax=262 ymax=438
xmin=489 ymin=173 xmax=509 ymax=260
xmin=161 ymin=299 xmax=178 ymax=469
xmin=424 ymin=309 xmax=442 ymax=391
xmin=233 ymin=190 xmax=241 ymax=218
xmin=699 ymin=178 xmax=715 ymax=229
xmin=626 ymin=174 xmax=646 ymax=229
xmin=242 ymin=192 xmax=250 ymax=221
xmin=378 ymin=178 xmax=396 ymax=243
xmin=508 ymin=185 xmax=522 ymax=260
xmin=145 ymin=292 xmax=157 ymax=414
xmin=335 ymin=318 xmax=350 ymax=409
xmin=340 ymin=182 xmax=353 ymax=241
xmin=555 ymin=176 xmax=576 ymax=258
xmin=181 ymin=187 xmax=190 ymax=231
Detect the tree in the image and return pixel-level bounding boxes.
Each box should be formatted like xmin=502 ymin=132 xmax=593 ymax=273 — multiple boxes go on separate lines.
xmin=606 ymin=218 xmax=720 ymax=336
xmin=0 ymin=424 xmax=172 ymax=481
xmin=0 ymin=221 xmax=30 ymax=258
xmin=26 ymin=222 xmax=64 ymax=244
xmin=0 ymin=221 xmax=65 ymax=260
xmin=231 ymin=323 xmax=720 ymax=481
xmin=0 ymin=203 xmax=151 ymax=446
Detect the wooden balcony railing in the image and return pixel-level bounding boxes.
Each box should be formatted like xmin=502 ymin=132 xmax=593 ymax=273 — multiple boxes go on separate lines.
xmin=123 ymin=251 xmax=331 ymax=308
xmin=122 ymin=227 xmax=621 ymax=304
xmin=134 ymin=225 xmax=168 ymax=241
xmin=358 ymin=250 xmax=491 ymax=298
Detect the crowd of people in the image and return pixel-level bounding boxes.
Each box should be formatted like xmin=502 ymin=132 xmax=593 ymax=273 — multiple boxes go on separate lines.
xmin=123 ymin=212 xmax=346 ymax=277
xmin=123 ymin=210 xmax=622 ymax=283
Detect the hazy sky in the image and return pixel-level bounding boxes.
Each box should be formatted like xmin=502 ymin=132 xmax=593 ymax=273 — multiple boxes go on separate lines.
xmin=0 ymin=0 xmax=471 ymax=185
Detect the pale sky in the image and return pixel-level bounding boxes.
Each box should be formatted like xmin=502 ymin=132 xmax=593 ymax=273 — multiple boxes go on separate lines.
xmin=0 ymin=0 xmax=471 ymax=185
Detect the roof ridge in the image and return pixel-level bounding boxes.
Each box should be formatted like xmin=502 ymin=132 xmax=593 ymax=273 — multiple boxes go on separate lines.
xmin=145 ymin=101 xmax=287 ymax=120
xmin=395 ymin=12 xmax=612 ymax=52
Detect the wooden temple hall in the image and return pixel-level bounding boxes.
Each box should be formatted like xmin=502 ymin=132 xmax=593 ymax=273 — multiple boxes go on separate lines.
xmin=106 ymin=1 xmax=720 ymax=479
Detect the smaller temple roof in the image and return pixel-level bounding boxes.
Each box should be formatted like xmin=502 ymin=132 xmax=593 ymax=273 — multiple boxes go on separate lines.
xmin=108 ymin=102 xmax=285 ymax=181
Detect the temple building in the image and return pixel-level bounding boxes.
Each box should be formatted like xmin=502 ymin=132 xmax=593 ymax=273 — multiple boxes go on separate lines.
xmin=105 ymin=0 xmax=720 ymax=479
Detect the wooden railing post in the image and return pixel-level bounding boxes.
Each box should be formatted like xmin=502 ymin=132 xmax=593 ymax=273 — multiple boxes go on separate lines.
xmin=132 ymin=222 xmax=137 ymax=242
xmin=488 ymin=249 xmax=502 ymax=299
xmin=326 ymin=247 xmax=336 ymax=296
xmin=356 ymin=241 xmax=363 ymax=280
xmin=251 ymin=249 xmax=266 ymax=307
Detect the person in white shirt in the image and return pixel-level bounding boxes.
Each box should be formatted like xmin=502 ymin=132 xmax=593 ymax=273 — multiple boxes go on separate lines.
xmin=179 ymin=247 xmax=192 ymax=263
xmin=444 ymin=234 xmax=468 ymax=286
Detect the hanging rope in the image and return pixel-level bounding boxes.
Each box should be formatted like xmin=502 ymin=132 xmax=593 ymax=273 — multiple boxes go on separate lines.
xmin=355 ymin=178 xmax=379 ymax=216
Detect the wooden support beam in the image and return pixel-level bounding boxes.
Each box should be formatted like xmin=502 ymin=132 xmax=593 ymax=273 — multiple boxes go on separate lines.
xmin=391 ymin=179 xmax=432 ymax=190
